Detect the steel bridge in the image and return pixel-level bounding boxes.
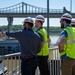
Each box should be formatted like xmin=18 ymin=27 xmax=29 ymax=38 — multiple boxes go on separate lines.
xmin=0 ymin=2 xmax=72 ymax=18
xmin=0 ymin=2 xmax=75 ymax=32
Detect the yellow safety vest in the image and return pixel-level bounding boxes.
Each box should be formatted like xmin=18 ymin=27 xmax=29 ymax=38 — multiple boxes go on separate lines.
xmin=37 ymin=28 xmax=49 ymax=56
xmin=60 ymin=26 xmax=75 ymax=59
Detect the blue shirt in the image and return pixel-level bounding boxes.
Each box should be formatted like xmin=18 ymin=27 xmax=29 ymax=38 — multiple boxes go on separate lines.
xmin=6 ymin=29 xmax=41 ymax=57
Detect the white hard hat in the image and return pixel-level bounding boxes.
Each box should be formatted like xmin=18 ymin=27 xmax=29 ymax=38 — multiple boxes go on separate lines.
xmin=23 ymin=17 xmax=34 ymax=24
xmin=35 ymin=15 xmax=45 ymax=22
xmin=61 ymin=13 xmax=72 ymax=21
xmin=71 ymin=20 xmax=75 ymax=25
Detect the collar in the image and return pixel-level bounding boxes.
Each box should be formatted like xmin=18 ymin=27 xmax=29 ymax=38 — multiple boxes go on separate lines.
xmin=37 ymin=27 xmax=43 ymax=31
xmin=24 ymin=28 xmax=33 ymax=31
xmin=65 ymin=24 xmax=71 ymax=28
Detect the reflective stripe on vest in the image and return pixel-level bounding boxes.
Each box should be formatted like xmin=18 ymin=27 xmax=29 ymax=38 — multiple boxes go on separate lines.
xmin=37 ymin=28 xmax=49 ymax=56
xmin=66 ymin=27 xmax=75 ymax=44
xmin=60 ymin=27 xmax=75 ymax=59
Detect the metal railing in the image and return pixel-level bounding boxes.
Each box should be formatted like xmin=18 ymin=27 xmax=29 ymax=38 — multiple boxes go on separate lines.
xmin=0 ymin=46 xmax=61 ymax=75
xmin=0 ymin=52 xmax=21 ymax=75
xmin=49 ymin=47 xmax=61 ymax=75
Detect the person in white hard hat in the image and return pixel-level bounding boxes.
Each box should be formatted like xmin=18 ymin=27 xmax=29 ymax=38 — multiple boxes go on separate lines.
xmin=71 ymin=19 xmax=75 ymax=27
xmin=35 ymin=15 xmax=51 ymax=75
xmin=57 ymin=13 xmax=75 ymax=75
xmin=0 ymin=17 xmax=41 ymax=75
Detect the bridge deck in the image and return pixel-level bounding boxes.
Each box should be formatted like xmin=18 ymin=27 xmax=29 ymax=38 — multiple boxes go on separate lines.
xmin=0 ymin=2 xmax=75 ymax=18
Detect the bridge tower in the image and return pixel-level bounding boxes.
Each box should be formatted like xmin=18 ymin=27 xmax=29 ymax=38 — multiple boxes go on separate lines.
xmin=7 ymin=17 xmax=13 ymax=32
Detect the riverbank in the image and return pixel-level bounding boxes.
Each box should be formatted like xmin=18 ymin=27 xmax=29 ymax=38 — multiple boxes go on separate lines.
xmin=49 ymin=33 xmax=60 ymax=35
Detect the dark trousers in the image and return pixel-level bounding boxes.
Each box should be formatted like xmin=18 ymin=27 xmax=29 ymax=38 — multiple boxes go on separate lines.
xmin=38 ymin=56 xmax=50 ymax=75
xmin=21 ymin=57 xmax=38 ymax=75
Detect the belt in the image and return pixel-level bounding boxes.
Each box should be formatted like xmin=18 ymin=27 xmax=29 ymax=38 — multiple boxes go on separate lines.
xmin=21 ymin=56 xmax=37 ymax=60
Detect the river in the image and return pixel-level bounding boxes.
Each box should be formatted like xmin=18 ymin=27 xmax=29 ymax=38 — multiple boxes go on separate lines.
xmin=0 ymin=35 xmax=59 ymax=46
xmin=49 ymin=35 xmax=59 ymax=47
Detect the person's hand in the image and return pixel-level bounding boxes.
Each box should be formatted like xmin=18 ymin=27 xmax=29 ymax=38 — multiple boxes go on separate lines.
xmin=0 ymin=32 xmax=3 ymax=36
xmin=0 ymin=32 xmax=6 ymax=37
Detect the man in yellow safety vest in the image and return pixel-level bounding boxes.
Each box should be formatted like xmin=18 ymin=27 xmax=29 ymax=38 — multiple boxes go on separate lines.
xmin=35 ymin=15 xmax=51 ymax=75
xmin=57 ymin=13 xmax=75 ymax=75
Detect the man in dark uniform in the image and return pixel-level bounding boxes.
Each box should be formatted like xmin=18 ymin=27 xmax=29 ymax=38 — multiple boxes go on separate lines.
xmin=0 ymin=17 xmax=41 ymax=75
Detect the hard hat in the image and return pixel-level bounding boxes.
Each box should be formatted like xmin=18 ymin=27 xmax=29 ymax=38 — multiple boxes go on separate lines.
xmin=23 ymin=17 xmax=34 ymax=24
xmin=35 ymin=15 xmax=45 ymax=22
xmin=61 ymin=13 xmax=72 ymax=21
xmin=71 ymin=19 xmax=75 ymax=25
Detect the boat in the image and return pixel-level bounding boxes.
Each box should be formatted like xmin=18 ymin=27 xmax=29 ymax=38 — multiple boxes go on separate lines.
xmin=0 ymin=37 xmax=21 ymax=55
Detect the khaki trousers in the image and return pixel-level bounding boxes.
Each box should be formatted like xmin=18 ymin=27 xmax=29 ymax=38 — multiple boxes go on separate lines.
xmin=61 ymin=58 xmax=75 ymax=75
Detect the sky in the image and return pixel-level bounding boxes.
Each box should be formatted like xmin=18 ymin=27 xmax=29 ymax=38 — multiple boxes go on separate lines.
xmin=0 ymin=0 xmax=75 ymax=27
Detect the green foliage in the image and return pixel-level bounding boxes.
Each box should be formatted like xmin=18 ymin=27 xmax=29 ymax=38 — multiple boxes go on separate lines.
xmin=12 ymin=25 xmax=23 ymax=31
xmin=0 ymin=25 xmax=23 ymax=31
xmin=44 ymin=26 xmax=62 ymax=33
xmin=0 ymin=25 xmax=61 ymax=34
